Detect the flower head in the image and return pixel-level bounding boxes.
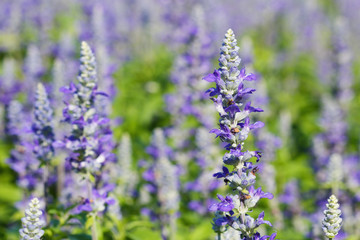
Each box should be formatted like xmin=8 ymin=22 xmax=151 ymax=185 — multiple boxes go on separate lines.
xmin=62 ymin=41 xmax=113 ymax=172
xmin=19 ymin=198 xmax=44 ymax=240
xmin=204 ymin=29 xmax=274 ymax=237
xmin=322 ymin=195 xmax=342 ymax=238
xmin=32 ymin=83 xmax=55 ymax=162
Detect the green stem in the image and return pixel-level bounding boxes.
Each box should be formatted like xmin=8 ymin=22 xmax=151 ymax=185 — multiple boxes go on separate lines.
xmin=92 ymin=213 xmax=98 ymax=240
xmin=86 ymin=171 xmax=98 ymax=240
xmin=57 ymin=155 xmax=65 ymax=198
xmin=217 ymin=232 xmax=221 ymax=240
xmin=43 ymin=162 xmax=50 ymax=225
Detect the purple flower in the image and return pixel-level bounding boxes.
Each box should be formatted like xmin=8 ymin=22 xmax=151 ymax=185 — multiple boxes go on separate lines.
xmin=252 ymin=232 xmax=277 ymax=240
xmin=213 ymin=166 xmax=231 ymax=178
xmin=61 ymin=42 xmax=113 ymax=173
xmin=142 ymin=128 xmax=180 ymax=239
xmin=59 ymin=42 xmax=116 ymax=229
xmin=164 ymin=6 xmax=221 ymax=218
xmin=0 ymin=58 xmax=21 ymax=105
xmin=32 ymin=83 xmax=54 ymax=162
xmin=209 ymin=194 xmax=234 ymax=212
xmin=75 ymin=189 xmax=115 ymax=214
xmin=204 ymin=29 xmax=275 ymax=237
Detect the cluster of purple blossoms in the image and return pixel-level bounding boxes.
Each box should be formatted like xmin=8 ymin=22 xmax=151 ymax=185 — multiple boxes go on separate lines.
xmin=0 ymin=58 xmax=21 ymax=107
xmin=32 ymin=83 xmax=55 ymax=215
xmin=6 ymin=100 xmax=42 ymax=199
xmin=204 ymin=29 xmax=276 ymax=239
xmin=141 ymin=128 xmax=179 ymax=240
xmin=32 ymin=83 xmax=55 ymax=163
xmin=59 ymin=41 xmax=115 ymax=226
xmin=5 ymin=100 xmax=24 ymax=141
xmin=61 ymin=41 xmax=113 ymax=174
xmin=164 ymin=5 xmax=223 ymax=216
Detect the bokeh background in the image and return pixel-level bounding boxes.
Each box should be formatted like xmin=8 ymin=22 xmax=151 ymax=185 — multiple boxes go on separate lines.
xmin=0 ymin=0 xmax=359 ymax=239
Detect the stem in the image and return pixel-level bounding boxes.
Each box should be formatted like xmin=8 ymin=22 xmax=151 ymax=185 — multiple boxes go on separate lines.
xmin=43 ymin=162 xmax=49 ymax=225
xmin=217 ymin=232 xmax=221 ymax=240
xmin=240 ymin=201 xmax=245 ymax=224
xmin=169 ymin=213 xmax=176 ymax=240
xmin=86 ymin=171 xmax=98 ymax=240
xmin=332 ymin=182 xmax=339 ymax=196
xmin=92 ymin=213 xmax=98 ymax=240
xmin=57 ymin=155 xmax=65 ymax=198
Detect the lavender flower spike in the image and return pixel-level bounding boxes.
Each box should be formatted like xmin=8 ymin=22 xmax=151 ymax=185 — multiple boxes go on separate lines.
xmin=62 ymin=41 xmax=100 ymax=172
xmin=32 ymin=82 xmax=55 ymax=221
xmin=204 ymin=29 xmax=275 ymax=239
xmin=322 ymin=195 xmax=342 ymax=239
xmin=61 ymin=41 xmax=114 ymax=240
xmin=33 ymin=83 xmax=55 ymax=162
xmin=19 ymin=198 xmax=44 ymax=240
xmin=77 ymin=41 xmax=97 ymax=108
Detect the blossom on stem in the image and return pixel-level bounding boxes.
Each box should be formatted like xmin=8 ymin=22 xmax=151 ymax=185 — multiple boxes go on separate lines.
xmin=23 ymin=44 xmax=44 ymax=102
xmin=5 ymin=100 xmax=24 ymax=141
xmin=0 ymin=58 xmax=21 ymax=105
xmin=204 ymin=29 xmax=275 ymax=239
xmin=142 ymin=128 xmax=179 ymax=239
xmin=32 ymin=83 xmax=55 ymax=162
xmin=322 ymin=195 xmax=342 ymax=239
xmin=6 ymin=101 xmax=42 ymax=196
xmin=61 ymin=41 xmax=112 ymax=173
xmin=60 ymin=41 xmax=115 ymax=216
xmin=19 ymin=198 xmax=44 ymax=240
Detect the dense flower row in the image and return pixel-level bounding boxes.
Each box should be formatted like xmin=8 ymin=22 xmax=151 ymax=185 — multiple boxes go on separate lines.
xmin=0 ymin=0 xmax=356 ymax=239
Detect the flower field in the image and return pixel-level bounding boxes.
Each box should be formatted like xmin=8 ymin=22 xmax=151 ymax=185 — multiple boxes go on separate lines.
xmin=0 ymin=1 xmax=359 ymax=239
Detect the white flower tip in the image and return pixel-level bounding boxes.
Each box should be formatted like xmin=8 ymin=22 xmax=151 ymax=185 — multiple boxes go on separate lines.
xmin=329 ymin=194 xmax=338 ymax=202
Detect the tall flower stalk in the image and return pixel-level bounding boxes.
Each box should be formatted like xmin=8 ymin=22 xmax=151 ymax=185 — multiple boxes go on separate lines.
xmin=142 ymin=128 xmax=179 ymax=240
xmin=6 ymin=100 xmax=43 ymax=208
xmin=32 ymin=83 xmax=55 ymax=220
xmin=61 ymin=41 xmax=114 ymax=240
xmin=165 ymin=5 xmax=221 ymax=215
xmin=204 ymin=29 xmax=276 ymax=239
xmin=311 ymin=15 xmax=354 ymax=239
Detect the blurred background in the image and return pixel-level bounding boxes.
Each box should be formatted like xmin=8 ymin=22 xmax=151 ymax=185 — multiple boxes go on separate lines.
xmin=0 ymin=0 xmax=359 ymax=239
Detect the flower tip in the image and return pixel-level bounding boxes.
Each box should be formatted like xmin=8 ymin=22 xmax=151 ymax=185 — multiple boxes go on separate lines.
xmin=81 ymin=41 xmax=88 ymax=47
xmin=37 ymin=82 xmax=44 ymax=89
xmin=81 ymin=41 xmax=92 ymax=53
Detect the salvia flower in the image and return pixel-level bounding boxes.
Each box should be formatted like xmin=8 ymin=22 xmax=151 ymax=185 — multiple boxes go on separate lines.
xmin=61 ymin=41 xmax=111 ymax=173
xmin=32 ymin=83 xmax=55 ymax=162
xmin=60 ymin=41 xmax=115 ymax=240
xmin=142 ymin=128 xmax=179 ymax=239
xmin=204 ymin=29 xmax=275 ymax=239
xmin=19 ymin=198 xmax=44 ymax=240
xmin=0 ymin=58 xmax=21 ymax=105
xmin=52 ymin=58 xmax=66 ymax=122
xmin=5 ymin=100 xmax=24 ymax=141
xmin=59 ymin=41 xmax=115 ymax=215
xmin=23 ymin=44 xmax=44 ymax=102
xmin=322 ymin=195 xmax=342 ymax=239
xmin=6 ymin=100 xmax=42 ymax=196
xmin=116 ymin=133 xmax=137 ymax=196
